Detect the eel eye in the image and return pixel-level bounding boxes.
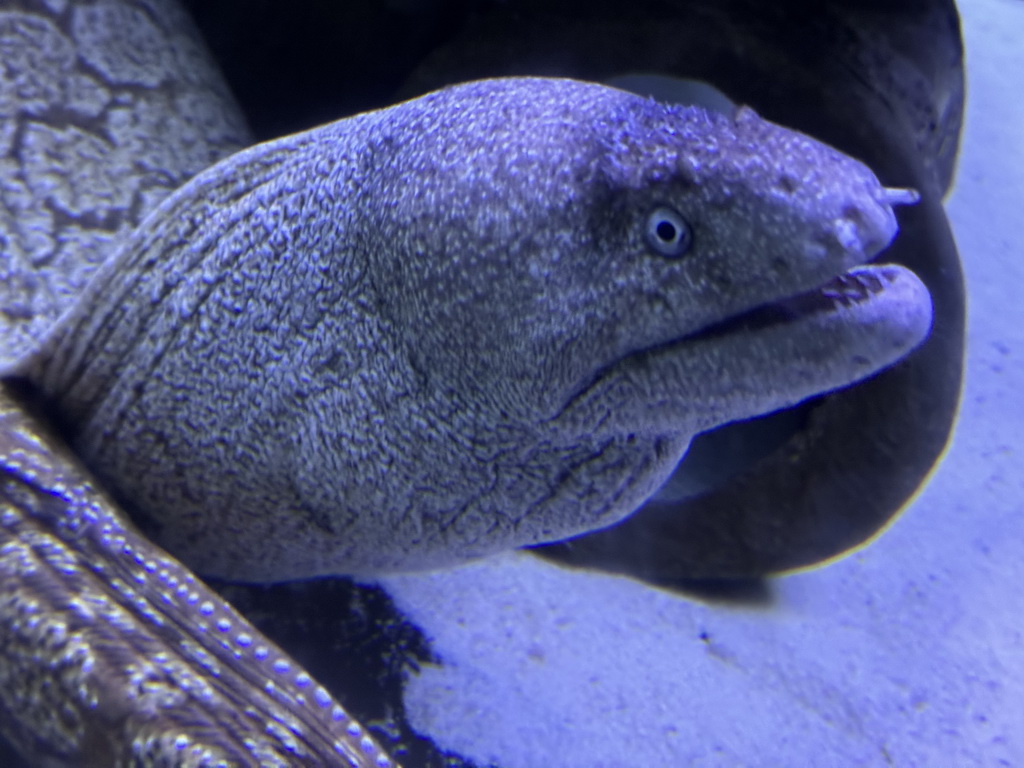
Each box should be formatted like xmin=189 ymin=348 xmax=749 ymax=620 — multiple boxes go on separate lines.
xmin=645 ymin=206 xmax=692 ymax=258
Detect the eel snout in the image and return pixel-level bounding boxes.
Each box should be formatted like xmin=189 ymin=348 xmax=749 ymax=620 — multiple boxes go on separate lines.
xmin=816 ymin=185 xmax=913 ymax=268
xmin=760 ymin=184 xmax=928 ymax=356
xmin=622 ymin=186 xmax=934 ymax=436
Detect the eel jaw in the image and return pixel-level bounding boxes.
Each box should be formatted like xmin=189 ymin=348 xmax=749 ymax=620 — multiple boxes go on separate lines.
xmin=689 ymin=263 xmax=922 ymax=346
xmin=668 ymin=185 xmax=930 ymax=426
xmin=666 ymin=261 xmax=934 ymax=436
xmin=555 ymin=187 xmax=931 ymax=439
xmin=554 ymin=260 xmax=933 ymax=443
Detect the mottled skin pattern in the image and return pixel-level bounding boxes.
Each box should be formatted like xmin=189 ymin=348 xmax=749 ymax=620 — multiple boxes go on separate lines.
xmin=0 ymin=1 xmax=393 ymax=765
xmin=0 ymin=0 xmax=247 ymax=355
xmin=15 ymin=79 xmax=930 ymax=581
xmin=0 ymin=386 xmax=392 ymax=767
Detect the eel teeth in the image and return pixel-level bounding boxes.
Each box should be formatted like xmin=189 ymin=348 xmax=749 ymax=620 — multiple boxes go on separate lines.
xmin=691 ymin=267 xmax=893 ymax=342
xmin=817 ymin=269 xmax=886 ymax=308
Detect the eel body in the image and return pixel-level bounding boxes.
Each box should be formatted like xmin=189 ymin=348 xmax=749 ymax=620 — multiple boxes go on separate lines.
xmin=13 ymin=77 xmax=932 ymax=581
xmin=0 ymin=386 xmax=394 ymax=767
xmin=0 ymin=1 xmax=394 ymax=764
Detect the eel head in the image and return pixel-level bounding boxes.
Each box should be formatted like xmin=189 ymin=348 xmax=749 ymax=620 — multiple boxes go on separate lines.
xmin=15 ymin=78 xmax=932 ymax=578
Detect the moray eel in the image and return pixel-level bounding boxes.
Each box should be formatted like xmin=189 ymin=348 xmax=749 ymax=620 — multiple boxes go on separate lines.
xmin=6 ymin=77 xmax=931 ymax=582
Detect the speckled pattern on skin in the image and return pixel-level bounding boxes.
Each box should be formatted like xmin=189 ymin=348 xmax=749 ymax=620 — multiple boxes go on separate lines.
xmin=16 ymin=79 xmax=930 ymax=582
xmin=0 ymin=0 xmax=247 ymax=358
xmin=0 ymin=1 xmax=394 ymax=764
xmin=0 ymin=386 xmax=394 ymax=767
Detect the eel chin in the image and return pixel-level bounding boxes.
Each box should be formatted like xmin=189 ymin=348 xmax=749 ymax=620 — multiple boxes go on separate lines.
xmin=672 ymin=261 xmax=934 ymax=436
xmin=647 ymin=262 xmax=937 ymax=514
xmin=558 ymin=262 xmax=931 ymax=445
xmin=650 ymin=262 xmax=932 ymax=500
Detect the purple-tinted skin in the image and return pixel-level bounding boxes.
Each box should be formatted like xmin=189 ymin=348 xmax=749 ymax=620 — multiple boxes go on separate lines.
xmin=0 ymin=3 xmax=394 ymax=764
xmin=12 ymin=77 xmax=931 ymax=582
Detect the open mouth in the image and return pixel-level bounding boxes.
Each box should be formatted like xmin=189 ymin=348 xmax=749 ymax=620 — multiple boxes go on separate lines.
xmin=689 ymin=263 xmax=900 ymax=343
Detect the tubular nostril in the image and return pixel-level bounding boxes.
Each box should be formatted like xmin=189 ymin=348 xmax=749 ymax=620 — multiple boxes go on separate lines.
xmin=833 ymin=199 xmax=897 ymax=258
xmin=880 ymin=186 xmax=920 ymax=207
xmin=834 ymin=216 xmax=863 ymax=251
